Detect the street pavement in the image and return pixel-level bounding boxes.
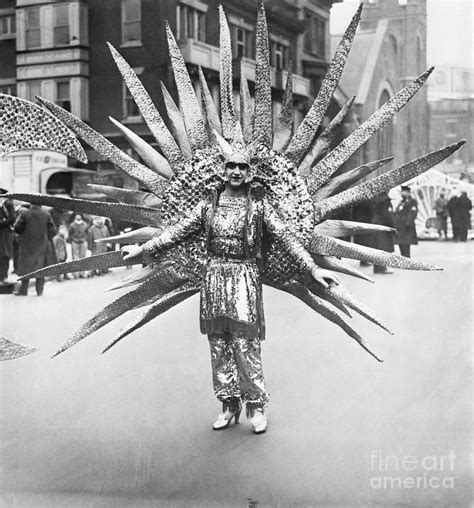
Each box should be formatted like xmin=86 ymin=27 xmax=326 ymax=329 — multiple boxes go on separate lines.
xmin=0 ymin=241 xmax=472 ymax=507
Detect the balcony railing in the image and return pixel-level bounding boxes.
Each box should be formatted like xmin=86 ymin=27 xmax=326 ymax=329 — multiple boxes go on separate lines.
xmin=178 ymin=38 xmax=311 ymax=98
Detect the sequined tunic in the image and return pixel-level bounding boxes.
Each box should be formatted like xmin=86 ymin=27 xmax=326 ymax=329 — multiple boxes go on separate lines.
xmin=142 ymin=189 xmax=317 ymax=341
xmin=201 ymin=195 xmax=264 ymax=338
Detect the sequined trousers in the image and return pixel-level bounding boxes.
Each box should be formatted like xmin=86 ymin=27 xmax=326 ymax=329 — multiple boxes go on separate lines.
xmin=208 ymin=332 xmax=269 ymax=410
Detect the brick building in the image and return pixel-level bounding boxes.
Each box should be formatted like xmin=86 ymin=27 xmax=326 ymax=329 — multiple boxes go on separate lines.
xmin=0 ymin=0 xmax=342 ymax=194
xmin=331 ymin=0 xmax=429 ymax=173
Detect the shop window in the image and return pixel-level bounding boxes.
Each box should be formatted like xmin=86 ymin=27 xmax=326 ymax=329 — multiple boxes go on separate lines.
xmin=121 ymin=0 xmax=142 ymax=45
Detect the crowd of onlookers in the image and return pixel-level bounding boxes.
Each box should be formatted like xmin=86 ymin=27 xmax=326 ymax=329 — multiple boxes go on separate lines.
xmin=0 ymin=188 xmax=124 ymax=296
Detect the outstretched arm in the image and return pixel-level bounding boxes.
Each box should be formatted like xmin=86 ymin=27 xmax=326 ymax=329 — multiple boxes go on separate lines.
xmin=263 ymin=199 xmax=339 ymax=288
xmin=122 ymin=201 xmax=205 ymax=263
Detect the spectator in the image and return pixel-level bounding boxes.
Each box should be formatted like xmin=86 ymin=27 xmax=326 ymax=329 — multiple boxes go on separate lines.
xmin=88 ymin=216 xmax=111 ymax=276
xmin=0 ymin=189 xmax=15 ymax=285
xmin=394 ymin=185 xmax=418 ymax=258
xmin=455 ymin=191 xmax=472 ymax=242
xmin=14 ymin=204 xmax=57 ymax=296
xmin=53 ymin=225 xmax=69 ymax=281
xmin=371 ymin=192 xmax=395 ymax=274
xmin=68 ymin=213 xmax=89 ymax=278
xmin=433 ymin=192 xmax=448 ymax=240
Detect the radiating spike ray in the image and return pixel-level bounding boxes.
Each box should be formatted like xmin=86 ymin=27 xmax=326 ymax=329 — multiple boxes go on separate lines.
xmin=95 ymin=226 xmax=160 ymax=245
xmin=312 ymin=254 xmax=375 ymax=283
xmin=52 ymin=270 xmax=186 ymax=357
xmin=159 ymin=82 xmax=193 ymax=158
xmin=87 ymin=184 xmax=162 ymax=208
xmin=36 ymin=97 xmax=166 ymax=195
xmin=218 ymin=5 xmax=237 ymax=139
xmin=301 ymin=278 xmax=352 ymax=317
xmin=213 ymin=129 xmax=233 ymax=158
xmin=285 ymin=4 xmax=362 ymax=164
xmin=314 ymin=220 xmax=395 ymax=238
xmin=312 ymin=157 xmax=393 ymax=202
xmin=4 ymin=193 xmax=161 ymax=227
xmin=107 ymin=43 xmax=182 ymax=165
xmin=272 ymin=67 xmax=294 ymax=152
xmin=314 ymin=141 xmax=465 ymax=222
xmin=308 ymin=67 xmax=435 ymax=193
xmin=18 ymin=251 xmax=136 ymax=281
xmin=311 ymin=232 xmax=442 ymax=271
xmin=198 ymin=67 xmax=222 ymax=136
xmin=324 ymin=283 xmax=393 ymax=334
xmin=165 ymin=22 xmax=209 ymax=150
xmin=108 ymin=117 xmax=174 ymax=178
xmin=0 ymin=337 xmax=37 ymax=361
xmin=298 ymin=96 xmax=355 ymax=176
xmin=239 ymin=62 xmax=254 ymax=144
xmin=0 ymin=94 xmax=87 ymax=163
xmin=253 ymin=0 xmax=273 ymax=146
xmin=273 ymin=280 xmax=382 ymax=362
xmin=102 ymin=284 xmax=200 ymax=353
xmin=106 ymin=264 xmax=168 ymax=291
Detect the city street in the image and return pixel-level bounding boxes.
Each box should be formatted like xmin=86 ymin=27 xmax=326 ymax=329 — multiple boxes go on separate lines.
xmin=0 ymin=241 xmax=472 ymax=507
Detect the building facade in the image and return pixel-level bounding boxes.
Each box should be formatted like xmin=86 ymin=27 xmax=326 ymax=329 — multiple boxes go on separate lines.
xmin=0 ymin=0 xmax=342 ymax=195
xmin=332 ymin=0 xmax=429 ymax=174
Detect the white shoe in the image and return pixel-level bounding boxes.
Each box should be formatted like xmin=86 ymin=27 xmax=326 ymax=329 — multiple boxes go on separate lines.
xmin=212 ymin=401 xmax=242 ymax=430
xmin=249 ymin=409 xmax=267 ymax=434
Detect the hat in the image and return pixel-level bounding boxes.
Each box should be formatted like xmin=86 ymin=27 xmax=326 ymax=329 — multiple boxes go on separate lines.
xmin=400 ymin=185 xmax=411 ymax=192
xmin=0 ymin=188 xmax=8 ymax=195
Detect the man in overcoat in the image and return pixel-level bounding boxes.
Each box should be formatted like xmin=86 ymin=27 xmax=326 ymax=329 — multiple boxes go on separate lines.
xmin=14 ymin=204 xmax=57 ymax=296
xmin=0 ymin=189 xmax=15 ymax=284
xmin=394 ymin=186 xmax=418 ymax=258
xmin=371 ymin=192 xmax=395 ymax=273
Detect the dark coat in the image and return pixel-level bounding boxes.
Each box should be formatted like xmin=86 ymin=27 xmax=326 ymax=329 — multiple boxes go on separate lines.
xmin=0 ymin=199 xmax=15 ymax=258
xmin=449 ymin=195 xmax=472 ymax=229
xmin=371 ymin=193 xmax=395 ymax=253
xmin=14 ymin=206 xmax=57 ymax=276
xmin=394 ymin=197 xmax=418 ymax=245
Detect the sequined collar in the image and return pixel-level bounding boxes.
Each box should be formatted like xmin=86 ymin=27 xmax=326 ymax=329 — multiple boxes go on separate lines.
xmin=219 ymin=194 xmax=248 ymax=208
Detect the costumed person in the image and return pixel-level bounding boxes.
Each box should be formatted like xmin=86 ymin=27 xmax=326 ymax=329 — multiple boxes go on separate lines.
xmin=88 ymin=216 xmax=111 ymax=276
xmin=394 ymin=186 xmax=418 ymax=258
xmin=371 ymin=192 xmax=395 ymax=274
xmin=455 ymin=191 xmax=472 ymax=242
xmin=121 ymin=146 xmax=340 ymax=434
xmin=14 ymin=204 xmax=57 ymax=296
xmin=433 ymin=192 xmax=448 ymax=240
xmin=68 ymin=213 xmax=89 ymax=278
xmin=0 ymin=189 xmax=15 ymax=285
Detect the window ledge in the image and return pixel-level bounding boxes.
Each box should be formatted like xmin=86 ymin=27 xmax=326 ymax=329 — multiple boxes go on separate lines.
xmin=120 ymin=41 xmax=143 ymax=48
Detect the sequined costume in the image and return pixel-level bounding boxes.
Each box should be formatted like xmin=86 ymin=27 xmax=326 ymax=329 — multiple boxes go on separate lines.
xmin=0 ymin=1 xmax=463 ymax=368
xmin=143 ymin=187 xmax=317 ymax=407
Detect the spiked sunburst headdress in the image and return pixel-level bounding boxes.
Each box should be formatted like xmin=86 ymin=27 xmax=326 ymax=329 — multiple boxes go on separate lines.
xmin=0 ymin=2 xmax=464 ymax=361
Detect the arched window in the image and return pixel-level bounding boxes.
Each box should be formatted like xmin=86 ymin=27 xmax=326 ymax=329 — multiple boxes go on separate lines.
xmin=376 ymin=89 xmax=393 ymax=158
xmin=388 ymin=34 xmax=398 ymax=71
xmin=416 ymin=34 xmax=423 ymax=73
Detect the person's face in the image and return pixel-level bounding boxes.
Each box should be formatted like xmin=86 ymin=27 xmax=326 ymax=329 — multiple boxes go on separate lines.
xmin=75 ymin=214 xmax=82 ymax=222
xmin=225 ymin=162 xmax=249 ymax=189
xmin=401 ymin=190 xmax=410 ymax=200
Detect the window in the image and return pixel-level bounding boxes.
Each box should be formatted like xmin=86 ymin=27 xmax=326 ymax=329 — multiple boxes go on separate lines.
xmin=54 ymin=4 xmax=70 ymax=46
xmin=376 ymin=90 xmax=393 ymax=158
xmin=0 ymin=84 xmax=16 ymax=96
xmin=176 ymin=3 xmax=206 ymax=42
xmin=231 ymin=25 xmax=253 ymax=59
xmin=0 ymin=14 xmax=16 ymax=39
xmin=304 ymin=14 xmax=326 ymax=58
xmin=57 ymin=81 xmax=71 ymax=112
xmin=123 ymin=71 xmax=142 ymax=119
xmin=270 ymin=41 xmax=288 ymax=70
xmin=26 ymin=81 xmax=41 ymax=102
xmin=26 ymin=8 xmax=41 ymax=49
xmin=121 ymin=0 xmax=142 ymax=45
